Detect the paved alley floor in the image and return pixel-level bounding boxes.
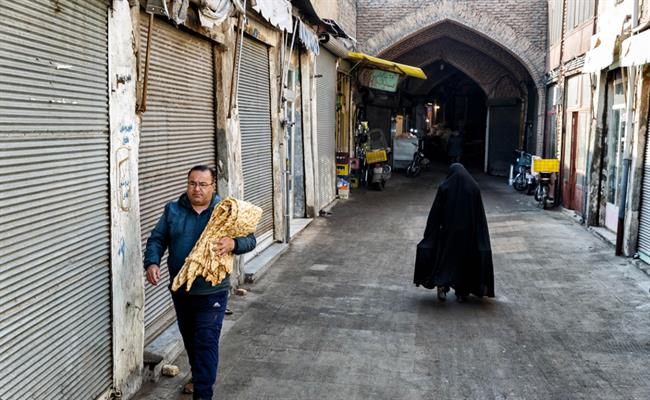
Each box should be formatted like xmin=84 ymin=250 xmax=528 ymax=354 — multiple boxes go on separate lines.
xmin=136 ymin=165 xmax=650 ymax=400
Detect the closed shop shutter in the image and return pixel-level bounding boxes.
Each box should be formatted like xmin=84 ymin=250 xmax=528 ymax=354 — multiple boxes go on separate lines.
xmin=139 ymin=14 xmax=216 ymax=342
xmin=316 ymin=49 xmax=337 ymax=209
xmin=0 ymin=1 xmax=112 ymax=399
xmin=637 ymin=114 xmax=650 ymax=262
xmin=238 ymin=37 xmax=274 ymax=238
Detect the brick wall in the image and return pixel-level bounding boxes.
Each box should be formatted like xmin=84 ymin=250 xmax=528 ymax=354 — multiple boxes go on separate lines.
xmin=357 ymin=0 xmax=546 ymax=53
xmin=355 ymin=0 xmax=547 ymax=151
xmin=338 ymin=0 xmax=357 ymax=41
xmin=356 ymin=0 xmax=547 ymax=85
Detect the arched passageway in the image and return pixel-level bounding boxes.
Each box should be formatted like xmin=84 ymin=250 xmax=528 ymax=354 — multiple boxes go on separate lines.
xmin=360 ymin=16 xmax=543 ymax=175
xmin=414 ymin=61 xmax=487 ymax=170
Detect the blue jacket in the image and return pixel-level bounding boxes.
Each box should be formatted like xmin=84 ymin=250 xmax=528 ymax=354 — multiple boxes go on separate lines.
xmin=144 ymin=193 xmax=257 ymax=294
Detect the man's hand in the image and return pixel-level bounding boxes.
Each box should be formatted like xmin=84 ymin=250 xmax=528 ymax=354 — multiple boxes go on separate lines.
xmin=146 ymin=265 xmax=161 ymax=285
xmin=212 ymin=237 xmax=235 ymax=256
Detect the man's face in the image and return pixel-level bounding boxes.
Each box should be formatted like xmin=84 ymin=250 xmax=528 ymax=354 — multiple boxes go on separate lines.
xmin=187 ymin=170 xmax=215 ymax=207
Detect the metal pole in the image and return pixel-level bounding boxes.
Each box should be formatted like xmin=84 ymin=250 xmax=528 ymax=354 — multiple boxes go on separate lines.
xmin=484 ymin=107 xmax=490 ymax=173
xmin=283 ymin=20 xmax=299 ymax=244
xmin=138 ymin=13 xmax=154 ymax=113
xmin=227 ymin=12 xmax=245 ymax=118
xmin=234 ymin=0 xmax=247 ymax=112
xmin=615 ymin=65 xmax=637 ymax=255
xmin=615 ymin=2 xmax=639 ymax=255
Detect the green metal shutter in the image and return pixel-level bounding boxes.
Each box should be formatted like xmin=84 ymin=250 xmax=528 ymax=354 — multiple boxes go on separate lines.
xmin=139 ymin=14 xmax=216 ymax=343
xmin=316 ymin=49 xmax=337 ymax=209
xmin=238 ymin=37 xmax=274 ymax=238
xmin=0 ymin=1 xmax=112 ymax=399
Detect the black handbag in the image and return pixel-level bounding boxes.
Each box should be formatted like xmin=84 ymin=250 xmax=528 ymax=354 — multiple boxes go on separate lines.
xmin=413 ymin=237 xmax=434 ymax=287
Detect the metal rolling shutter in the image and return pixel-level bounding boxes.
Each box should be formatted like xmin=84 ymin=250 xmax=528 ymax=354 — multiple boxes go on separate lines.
xmin=239 ymin=37 xmax=274 ymax=237
xmin=637 ymin=115 xmax=650 ymax=262
xmin=0 ymin=1 xmax=112 ymax=399
xmin=316 ymin=49 xmax=337 ymax=209
xmin=139 ymin=15 xmax=216 ymax=342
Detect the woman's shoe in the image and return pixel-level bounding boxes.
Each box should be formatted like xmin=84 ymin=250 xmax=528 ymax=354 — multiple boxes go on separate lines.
xmin=182 ymin=381 xmax=193 ymax=394
xmin=437 ymin=286 xmax=447 ymax=301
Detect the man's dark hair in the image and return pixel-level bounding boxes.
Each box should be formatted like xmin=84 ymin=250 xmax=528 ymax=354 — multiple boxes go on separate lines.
xmin=188 ymin=165 xmax=216 ymax=183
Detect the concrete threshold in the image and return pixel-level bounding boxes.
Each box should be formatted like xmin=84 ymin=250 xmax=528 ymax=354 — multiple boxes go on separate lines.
xmin=290 ymin=217 xmax=313 ymax=240
xmin=142 ymin=324 xmax=185 ymax=383
xmin=589 ymin=226 xmax=617 ymax=247
xmin=244 ymin=242 xmax=289 ymax=283
xmin=560 ymin=207 xmax=584 ymax=225
xmin=559 ymin=208 xmax=650 ymax=279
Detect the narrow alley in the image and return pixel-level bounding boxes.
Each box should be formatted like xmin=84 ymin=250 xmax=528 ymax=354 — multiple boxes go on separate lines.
xmin=3 ymin=2 xmax=650 ymax=399
xmin=137 ymin=166 xmax=650 ymax=400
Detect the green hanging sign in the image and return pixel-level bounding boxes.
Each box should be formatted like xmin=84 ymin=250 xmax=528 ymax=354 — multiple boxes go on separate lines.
xmin=368 ymin=69 xmax=399 ymax=92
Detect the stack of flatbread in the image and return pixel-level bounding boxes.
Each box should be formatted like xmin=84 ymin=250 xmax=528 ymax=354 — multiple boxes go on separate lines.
xmin=171 ymin=197 xmax=262 ymax=292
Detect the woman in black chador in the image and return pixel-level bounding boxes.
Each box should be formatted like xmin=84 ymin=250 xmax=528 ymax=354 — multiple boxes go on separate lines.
xmin=414 ymin=163 xmax=495 ymax=302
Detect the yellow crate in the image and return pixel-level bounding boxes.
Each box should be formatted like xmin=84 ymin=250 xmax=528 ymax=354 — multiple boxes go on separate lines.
xmin=336 ymin=163 xmax=349 ymax=176
xmin=533 ymin=158 xmax=560 ymax=173
xmin=366 ymin=149 xmax=388 ymax=164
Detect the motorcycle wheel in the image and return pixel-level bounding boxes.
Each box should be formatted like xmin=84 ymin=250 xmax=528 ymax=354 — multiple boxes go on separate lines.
xmin=513 ymin=174 xmax=527 ymax=192
xmin=541 ymin=186 xmax=549 ymax=209
xmin=405 ymin=164 xmax=414 ymax=177
xmin=534 ymin=185 xmax=542 ymax=202
xmin=406 ymin=163 xmax=419 ymax=177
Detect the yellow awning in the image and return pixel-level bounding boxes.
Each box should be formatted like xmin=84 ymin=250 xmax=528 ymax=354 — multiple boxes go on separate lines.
xmin=348 ymin=51 xmax=427 ymax=80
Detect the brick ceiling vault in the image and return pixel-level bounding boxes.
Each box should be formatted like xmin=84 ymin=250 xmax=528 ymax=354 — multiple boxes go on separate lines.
xmin=396 ymin=36 xmax=528 ymax=99
xmin=362 ymin=3 xmax=546 ymax=90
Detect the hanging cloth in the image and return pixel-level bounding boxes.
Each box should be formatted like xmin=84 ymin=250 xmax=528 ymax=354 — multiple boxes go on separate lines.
xmin=198 ymin=0 xmax=234 ymax=28
xmin=298 ymin=19 xmax=319 ymax=55
xmin=252 ymin=0 xmax=293 ymax=33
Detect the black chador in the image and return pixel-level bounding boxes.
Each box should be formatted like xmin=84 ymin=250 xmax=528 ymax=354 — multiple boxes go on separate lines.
xmin=414 ymin=163 xmax=495 ymax=299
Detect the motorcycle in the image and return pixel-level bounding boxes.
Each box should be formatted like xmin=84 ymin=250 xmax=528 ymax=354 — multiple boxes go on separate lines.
xmin=510 ymin=149 xmax=535 ymax=194
xmin=369 ymin=162 xmax=392 ymax=190
xmin=534 ymin=172 xmax=553 ymax=209
xmin=406 ymin=136 xmax=430 ymax=177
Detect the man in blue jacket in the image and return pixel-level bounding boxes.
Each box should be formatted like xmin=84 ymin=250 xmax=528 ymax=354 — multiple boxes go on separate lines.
xmin=144 ymin=165 xmax=256 ymax=400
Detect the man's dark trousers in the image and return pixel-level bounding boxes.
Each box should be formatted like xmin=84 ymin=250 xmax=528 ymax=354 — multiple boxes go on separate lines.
xmin=172 ymin=290 xmax=229 ymax=400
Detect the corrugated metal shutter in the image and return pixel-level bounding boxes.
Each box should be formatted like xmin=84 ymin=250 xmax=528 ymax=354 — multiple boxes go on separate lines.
xmin=139 ymin=14 xmax=216 ymax=342
xmin=238 ymin=37 xmax=274 ymax=236
xmin=316 ymin=49 xmax=337 ymax=209
xmin=0 ymin=1 xmax=112 ymax=399
xmin=637 ymin=114 xmax=650 ymax=262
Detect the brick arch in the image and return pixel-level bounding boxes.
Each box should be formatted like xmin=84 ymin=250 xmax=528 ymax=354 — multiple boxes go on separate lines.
xmin=398 ymin=38 xmax=526 ymax=99
xmin=362 ymin=1 xmax=545 ymax=86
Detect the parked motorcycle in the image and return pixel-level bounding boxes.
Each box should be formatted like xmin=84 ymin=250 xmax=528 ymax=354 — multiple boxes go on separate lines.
xmin=370 ymin=162 xmax=392 ymax=190
xmin=534 ymin=172 xmax=553 ymax=209
xmin=531 ymin=158 xmax=560 ymax=209
xmin=510 ymin=149 xmax=535 ymax=194
xmin=406 ymin=136 xmax=430 ymax=177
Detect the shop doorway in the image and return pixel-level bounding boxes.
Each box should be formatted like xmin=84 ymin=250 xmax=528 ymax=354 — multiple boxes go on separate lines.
xmin=604 ymin=76 xmax=626 ymax=231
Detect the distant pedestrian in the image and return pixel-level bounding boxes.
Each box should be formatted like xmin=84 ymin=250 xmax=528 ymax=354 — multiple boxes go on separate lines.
xmin=447 ymin=130 xmax=463 ymax=164
xmin=414 ymin=163 xmax=495 ymax=302
xmin=144 ymin=165 xmax=257 ymax=400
